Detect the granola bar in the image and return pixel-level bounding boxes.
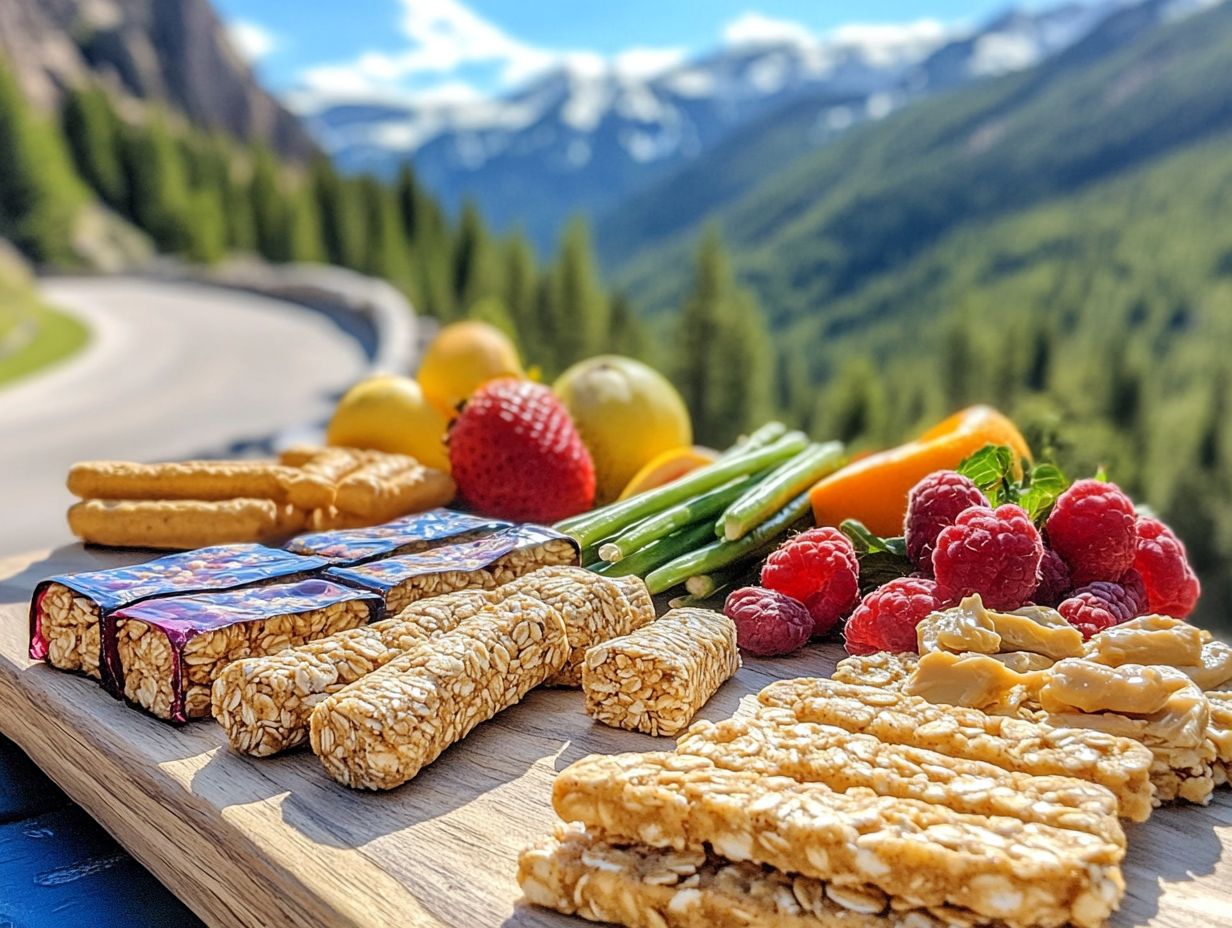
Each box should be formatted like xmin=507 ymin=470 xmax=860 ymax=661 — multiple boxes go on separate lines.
xmin=552 ymin=752 xmax=1125 ymax=928
xmin=111 ymin=579 xmax=379 ymax=722
xmin=213 ymin=566 xmax=650 ymax=755
xmin=583 ymin=607 xmax=740 ymax=736
xmin=29 ymin=544 xmax=326 ymax=683
xmin=310 ymin=594 xmax=569 ymax=789
xmin=758 ymin=678 xmax=1154 ymax=821
xmin=519 ymin=823 xmax=1002 ymax=928
xmin=324 ymin=525 xmax=578 ymax=612
xmin=676 ymin=708 xmax=1124 ymax=845
xmin=832 ymin=652 xmax=918 ymax=690
xmin=284 ymin=509 xmax=511 ymax=564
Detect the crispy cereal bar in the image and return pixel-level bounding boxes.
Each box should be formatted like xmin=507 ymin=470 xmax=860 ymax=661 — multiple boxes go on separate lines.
xmin=675 ymin=708 xmax=1124 ymax=845
xmin=832 ymin=652 xmax=919 ymax=690
xmin=284 ymin=509 xmax=510 ymax=564
xmin=111 ymin=579 xmax=379 ymax=722
xmin=758 ymin=678 xmax=1154 ymax=821
xmin=324 ymin=525 xmax=578 ymax=612
xmin=582 ymin=607 xmax=740 ymax=736
xmin=519 ymin=823 xmax=1004 ymax=928
xmin=213 ymin=566 xmax=652 ymax=755
xmin=310 ymin=594 xmax=568 ymax=789
xmin=552 ymin=751 xmax=1124 ymax=928
xmin=29 ymin=544 xmax=326 ymax=683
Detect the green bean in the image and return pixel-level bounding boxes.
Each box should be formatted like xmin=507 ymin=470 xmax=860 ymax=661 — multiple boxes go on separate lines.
xmin=590 ymin=521 xmax=717 ymax=579
xmin=721 ymin=441 xmax=844 ymax=541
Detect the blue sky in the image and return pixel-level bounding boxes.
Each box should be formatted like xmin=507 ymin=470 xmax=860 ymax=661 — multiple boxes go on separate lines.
xmin=215 ymin=0 xmax=1015 ymax=110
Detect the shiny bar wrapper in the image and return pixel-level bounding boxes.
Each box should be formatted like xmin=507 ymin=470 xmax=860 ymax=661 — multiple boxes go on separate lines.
xmin=29 ymin=544 xmax=328 ymax=688
xmin=107 ymin=578 xmax=382 ymax=723
xmin=284 ymin=508 xmax=512 ymax=565
xmin=324 ymin=524 xmax=580 ymax=611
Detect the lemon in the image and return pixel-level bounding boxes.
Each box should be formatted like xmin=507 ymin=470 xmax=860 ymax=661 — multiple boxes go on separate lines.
xmin=554 ymin=355 xmax=693 ymax=504
xmin=417 ymin=321 xmax=524 ymax=417
xmin=326 ymin=374 xmax=450 ymax=471
xmin=618 ymin=446 xmax=717 ymax=500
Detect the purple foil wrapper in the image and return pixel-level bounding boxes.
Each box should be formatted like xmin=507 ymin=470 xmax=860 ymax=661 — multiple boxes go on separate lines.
xmin=285 ymin=509 xmax=512 ymax=565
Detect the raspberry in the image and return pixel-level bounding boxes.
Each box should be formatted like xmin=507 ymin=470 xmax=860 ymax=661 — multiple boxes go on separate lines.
xmin=1032 ymin=548 xmax=1071 ymax=607
xmin=760 ymin=527 xmax=860 ymax=636
xmin=1058 ymin=580 xmax=1142 ymax=639
xmin=724 ymin=587 xmax=814 ymax=657
xmin=843 ymin=577 xmax=948 ymax=655
xmin=1044 ymin=479 xmax=1138 ymax=585
xmin=1117 ymin=568 xmax=1148 ymax=615
xmin=931 ymin=504 xmax=1043 ymax=611
xmin=1133 ymin=516 xmax=1201 ymax=618
xmin=904 ymin=471 xmax=988 ymax=569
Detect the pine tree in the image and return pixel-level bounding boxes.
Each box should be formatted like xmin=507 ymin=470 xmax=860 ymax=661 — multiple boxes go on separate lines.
xmin=676 ymin=227 xmax=728 ymax=442
xmin=501 ymin=232 xmax=538 ymax=339
xmin=288 ymin=178 xmax=326 ymax=264
xmin=0 ymin=64 xmax=86 ymax=264
xmin=309 ymin=156 xmax=366 ymax=269
xmin=120 ymin=112 xmax=197 ymax=255
xmin=357 ymin=175 xmax=414 ymax=293
xmin=452 ymin=201 xmax=500 ymax=314
xmin=607 ymin=290 xmax=653 ymax=364
xmin=248 ymin=145 xmax=292 ymax=262
xmin=550 ymin=217 xmax=609 ymax=369
xmin=61 ymin=86 xmax=126 ymax=210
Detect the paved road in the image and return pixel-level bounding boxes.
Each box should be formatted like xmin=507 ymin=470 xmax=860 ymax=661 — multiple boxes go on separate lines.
xmin=0 ymin=276 xmax=369 ymax=557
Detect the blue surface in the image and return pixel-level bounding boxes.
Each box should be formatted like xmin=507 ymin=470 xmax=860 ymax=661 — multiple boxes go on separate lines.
xmin=0 ymin=736 xmax=202 ymax=928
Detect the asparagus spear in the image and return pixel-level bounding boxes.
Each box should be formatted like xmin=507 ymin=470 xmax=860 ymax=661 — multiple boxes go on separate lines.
xmin=644 ymin=492 xmax=814 ymax=594
xmin=591 ymin=521 xmax=717 ymax=578
xmin=715 ymin=421 xmax=787 ymax=460
xmin=720 ymin=441 xmax=844 ymax=541
xmin=556 ymin=431 xmax=809 ymax=547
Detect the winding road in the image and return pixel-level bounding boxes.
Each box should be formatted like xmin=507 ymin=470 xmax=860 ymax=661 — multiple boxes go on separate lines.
xmin=0 ymin=276 xmax=371 ymax=556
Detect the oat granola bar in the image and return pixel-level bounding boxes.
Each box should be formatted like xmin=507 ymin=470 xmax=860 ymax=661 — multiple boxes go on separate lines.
xmin=111 ymin=579 xmax=379 ymax=722
xmin=324 ymin=525 xmax=578 ymax=612
xmin=29 ymin=544 xmax=326 ymax=683
xmin=552 ymin=752 xmax=1124 ymax=928
xmin=310 ymin=594 xmax=568 ymax=789
xmin=284 ymin=509 xmax=511 ymax=564
xmin=676 ymin=708 xmax=1124 ymax=845
xmin=832 ymin=652 xmax=918 ymax=690
xmin=519 ymin=823 xmax=1001 ymax=928
xmin=213 ymin=566 xmax=650 ymax=755
xmin=758 ymin=678 xmax=1154 ymax=821
xmin=583 ymin=607 xmax=739 ymax=736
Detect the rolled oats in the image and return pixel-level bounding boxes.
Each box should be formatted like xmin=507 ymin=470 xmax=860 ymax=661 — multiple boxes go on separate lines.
xmin=832 ymin=652 xmax=918 ymax=690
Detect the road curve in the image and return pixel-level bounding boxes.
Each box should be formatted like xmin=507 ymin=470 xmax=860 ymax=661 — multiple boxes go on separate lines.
xmin=0 ymin=276 xmax=369 ymax=556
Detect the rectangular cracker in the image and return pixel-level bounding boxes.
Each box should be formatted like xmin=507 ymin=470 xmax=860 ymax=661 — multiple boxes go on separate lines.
xmin=68 ymin=498 xmax=307 ymax=550
xmin=111 ymin=579 xmax=379 ymax=723
xmin=552 ymin=751 xmax=1125 ymax=928
xmin=758 ymin=678 xmax=1155 ymax=821
xmin=67 ymin=460 xmax=313 ymax=504
xmin=676 ymin=708 xmax=1124 ymax=845
xmin=583 ymin=607 xmax=739 ymax=736
xmin=310 ymin=594 xmax=568 ymax=789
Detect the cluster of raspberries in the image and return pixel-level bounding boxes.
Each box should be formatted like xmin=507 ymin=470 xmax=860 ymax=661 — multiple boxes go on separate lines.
xmin=724 ymin=469 xmax=1200 ymax=658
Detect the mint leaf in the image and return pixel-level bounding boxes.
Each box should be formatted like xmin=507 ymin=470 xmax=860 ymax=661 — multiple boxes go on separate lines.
xmin=1017 ymin=462 xmax=1069 ymax=522
xmin=957 ymin=443 xmax=1016 ymax=506
xmin=840 ymin=519 xmax=905 ymax=555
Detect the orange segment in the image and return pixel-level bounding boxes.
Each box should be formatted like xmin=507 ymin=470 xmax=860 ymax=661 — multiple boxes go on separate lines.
xmin=618 ymin=446 xmax=718 ymax=500
xmin=808 ymin=406 xmax=1031 ymax=537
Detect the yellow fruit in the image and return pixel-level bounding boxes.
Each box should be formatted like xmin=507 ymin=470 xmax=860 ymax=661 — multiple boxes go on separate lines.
xmin=417 ymin=321 xmax=524 ymax=417
xmin=619 ymin=446 xmax=718 ymax=500
xmin=326 ymin=374 xmax=450 ymax=471
xmin=553 ymin=355 xmax=693 ymax=504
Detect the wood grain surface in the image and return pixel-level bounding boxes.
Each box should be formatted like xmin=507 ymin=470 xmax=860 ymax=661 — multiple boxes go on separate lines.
xmin=0 ymin=545 xmax=1229 ymax=928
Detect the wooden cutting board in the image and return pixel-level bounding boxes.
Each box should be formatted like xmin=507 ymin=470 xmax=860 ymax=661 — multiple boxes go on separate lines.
xmin=0 ymin=546 xmax=1229 ymax=928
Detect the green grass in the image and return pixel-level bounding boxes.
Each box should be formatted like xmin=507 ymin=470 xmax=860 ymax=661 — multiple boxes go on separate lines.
xmin=0 ymin=294 xmax=89 ymax=386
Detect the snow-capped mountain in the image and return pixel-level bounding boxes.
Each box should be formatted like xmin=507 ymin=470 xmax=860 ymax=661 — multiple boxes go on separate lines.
xmin=302 ymin=2 xmax=1126 ymax=249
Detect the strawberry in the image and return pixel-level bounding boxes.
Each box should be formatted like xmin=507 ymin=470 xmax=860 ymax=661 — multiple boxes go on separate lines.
xmin=448 ymin=378 xmax=595 ymax=523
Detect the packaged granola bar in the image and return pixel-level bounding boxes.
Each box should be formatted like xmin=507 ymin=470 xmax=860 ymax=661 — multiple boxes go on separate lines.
xmin=284 ymin=508 xmax=511 ymax=564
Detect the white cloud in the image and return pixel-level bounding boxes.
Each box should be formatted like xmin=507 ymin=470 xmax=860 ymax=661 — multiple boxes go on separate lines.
xmin=227 ymin=20 xmax=278 ymax=62
xmin=722 ymin=12 xmax=814 ymax=48
xmin=613 ymin=46 xmax=688 ymax=80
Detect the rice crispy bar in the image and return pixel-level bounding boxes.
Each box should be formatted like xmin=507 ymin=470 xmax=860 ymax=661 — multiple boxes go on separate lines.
xmin=519 ymin=823 xmax=1006 ymax=928
xmin=675 ymin=708 xmax=1124 ymax=845
xmin=552 ymin=751 xmax=1125 ymax=928
xmin=111 ymin=579 xmax=379 ymax=722
xmin=310 ymin=594 xmax=568 ymax=789
xmin=30 ymin=544 xmax=326 ymax=683
xmin=582 ymin=607 xmax=740 ymax=736
xmin=213 ymin=566 xmax=653 ymax=755
xmin=758 ymin=678 xmax=1154 ymax=821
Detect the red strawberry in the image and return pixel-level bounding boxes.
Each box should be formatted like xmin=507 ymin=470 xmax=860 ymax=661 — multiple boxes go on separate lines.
xmin=448 ymin=378 xmax=595 ymax=522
